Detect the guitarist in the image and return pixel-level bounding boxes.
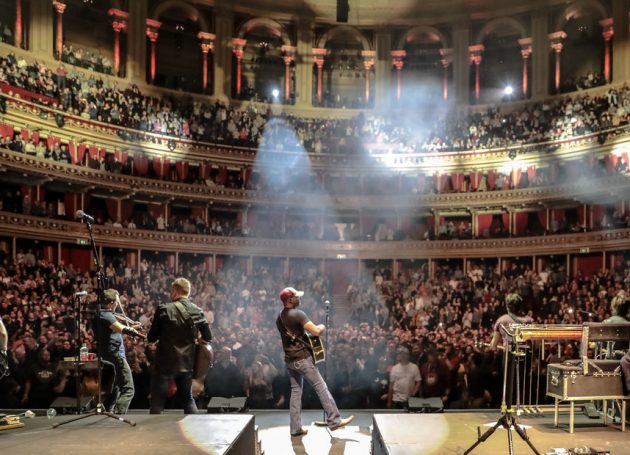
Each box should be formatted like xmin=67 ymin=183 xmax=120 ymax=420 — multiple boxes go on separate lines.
xmin=276 ymin=287 xmax=353 ymax=437
xmin=147 ymin=278 xmax=212 ymax=414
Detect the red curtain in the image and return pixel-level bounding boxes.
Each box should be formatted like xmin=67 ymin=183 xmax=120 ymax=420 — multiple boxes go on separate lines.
xmin=64 ymin=193 xmax=76 ymax=220
xmin=191 ymin=207 xmax=205 ymax=219
xmin=416 ymin=173 xmax=425 ymax=193
xmin=0 ymin=123 xmax=14 ymax=138
xmin=511 ymin=168 xmax=522 ymax=188
xmin=514 ymin=212 xmax=528 ymax=236
xmin=20 ymin=128 xmax=29 ymax=141
xmin=176 ymin=161 xmax=189 ymax=181
xmin=537 ymin=210 xmax=547 ymax=229
xmin=487 ymin=171 xmax=496 ymax=190
xmin=147 ymin=204 xmax=164 ymax=220
xmin=105 ymin=200 xmax=118 ymax=221
xmin=527 ymin=166 xmax=536 ymax=183
xmin=121 ymin=200 xmax=134 ymax=223
xmin=135 ymin=156 xmax=149 ymax=176
xmin=32 ymin=131 xmax=39 ymax=144
xmin=88 ymin=146 xmax=99 ymax=160
xmin=217 ymin=166 xmax=227 ymax=185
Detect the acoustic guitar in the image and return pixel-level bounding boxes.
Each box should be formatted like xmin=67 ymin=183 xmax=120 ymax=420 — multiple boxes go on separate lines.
xmin=304 ymin=333 xmax=326 ymax=364
xmin=192 ymin=341 xmax=213 ymax=398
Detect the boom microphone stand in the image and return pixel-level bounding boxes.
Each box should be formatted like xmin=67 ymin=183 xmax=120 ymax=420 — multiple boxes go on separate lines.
xmin=463 ymin=326 xmax=540 ymax=455
xmin=54 ymin=213 xmax=135 ymax=428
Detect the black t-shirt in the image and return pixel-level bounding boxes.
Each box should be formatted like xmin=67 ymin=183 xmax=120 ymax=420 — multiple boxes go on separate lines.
xmin=276 ymin=308 xmax=311 ymax=363
xmin=94 ymin=311 xmax=124 ymax=359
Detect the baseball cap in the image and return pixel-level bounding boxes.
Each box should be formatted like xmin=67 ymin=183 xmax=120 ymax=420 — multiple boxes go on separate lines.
xmin=280 ymin=287 xmax=304 ymax=302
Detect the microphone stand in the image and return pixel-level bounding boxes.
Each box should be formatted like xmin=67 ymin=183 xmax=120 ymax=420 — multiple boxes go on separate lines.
xmin=54 ymin=218 xmax=135 ymax=428
xmin=315 ymin=298 xmax=331 ymax=426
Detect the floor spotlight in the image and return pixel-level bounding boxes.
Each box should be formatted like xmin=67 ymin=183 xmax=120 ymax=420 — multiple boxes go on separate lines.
xmin=503 ymin=85 xmax=514 ymax=96
xmin=272 ymin=88 xmax=280 ymax=99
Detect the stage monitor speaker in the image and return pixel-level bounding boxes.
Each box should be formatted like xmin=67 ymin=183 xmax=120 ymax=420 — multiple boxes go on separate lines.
xmin=207 ymin=396 xmax=248 ymax=414
xmin=337 ymin=0 xmax=349 ymax=22
xmin=50 ymin=396 xmax=94 ymax=414
xmin=408 ymin=397 xmax=443 ymax=413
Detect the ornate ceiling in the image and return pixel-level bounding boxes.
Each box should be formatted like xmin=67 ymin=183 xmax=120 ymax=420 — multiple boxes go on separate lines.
xmin=191 ymin=0 xmax=569 ymax=26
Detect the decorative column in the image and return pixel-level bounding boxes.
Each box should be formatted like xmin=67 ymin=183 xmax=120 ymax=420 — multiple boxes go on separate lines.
xmin=52 ymin=0 xmax=66 ymax=59
xmin=15 ymin=0 xmax=22 ymax=48
xmin=468 ymin=44 xmax=484 ymax=102
xmin=281 ymin=45 xmax=296 ymax=101
xmin=312 ymin=47 xmax=327 ymax=104
xmin=548 ymin=31 xmax=567 ymax=93
xmin=108 ymin=9 xmax=128 ymax=77
xmin=390 ymin=50 xmax=406 ymax=102
xmin=232 ymin=38 xmax=247 ymax=96
xmin=518 ymin=37 xmax=532 ymax=97
xmin=440 ymin=48 xmax=453 ymax=101
xmin=198 ymin=32 xmax=215 ymax=92
xmin=146 ymin=19 xmax=161 ymax=83
xmin=361 ymin=50 xmax=376 ymax=105
xmin=600 ymin=18 xmax=614 ymax=83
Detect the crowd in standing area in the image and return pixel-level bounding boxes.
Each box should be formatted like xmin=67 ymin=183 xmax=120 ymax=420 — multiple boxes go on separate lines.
xmin=0 ymin=248 xmax=627 ymax=411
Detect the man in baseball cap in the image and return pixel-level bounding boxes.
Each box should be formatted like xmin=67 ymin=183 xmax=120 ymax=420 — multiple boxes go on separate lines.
xmin=276 ymin=287 xmax=353 ymax=436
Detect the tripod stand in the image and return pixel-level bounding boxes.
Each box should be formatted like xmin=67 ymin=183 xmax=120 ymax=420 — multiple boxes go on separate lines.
xmin=53 ymin=217 xmax=135 ymax=428
xmin=463 ymin=327 xmax=540 ymax=455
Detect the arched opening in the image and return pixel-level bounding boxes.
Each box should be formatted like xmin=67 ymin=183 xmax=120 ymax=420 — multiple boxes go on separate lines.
xmin=152 ymin=3 xmax=209 ymax=93
xmin=399 ymin=29 xmax=445 ymax=107
xmin=234 ymin=20 xmax=287 ymax=103
xmin=317 ymin=27 xmax=372 ymax=109
xmin=478 ymin=32 xmax=524 ymax=103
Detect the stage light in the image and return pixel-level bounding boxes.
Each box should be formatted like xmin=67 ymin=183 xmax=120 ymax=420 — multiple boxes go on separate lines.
xmin=271 ymin=88 xmax=279 ymax=99
xmin=503 ymin=86 xmax=514 ymax=96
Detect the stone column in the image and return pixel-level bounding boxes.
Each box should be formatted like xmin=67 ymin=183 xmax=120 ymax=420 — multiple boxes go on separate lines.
xmin=374 ymin=29 xmax=392 ymax=110
xmin=440 ymin=48 xmax=453 ymax=101
xmin=361 ymin=50 xmax=376 ymax=105
xmin=518 ymin=37 xmax=532 ymax=97
xmin=52 ymin=0 xmax=66 ymax=59
xmin=599 ymin=18 xmax=614 ymax=83
xmin=611 ymin=0 xmax=630 ymax=83
xmin=213 ymin=10 xmax=233 ymax=101
xmin=198 ymin=32 xmax=216 ymax=92
xmin=531 ymin=11 xmax=550 ymax=99
xmin=548 ymin=31 xmax=566 ymax=93
xmin=108 ymin=9 xmax=128 ymax=77
xmin=29 ymin=0 xmax=54 ymax=56
xmin=126 ymin=0 xmax=147 ymax=82
xmin=145 ymin=19 xmax=161 ymax=83
xmin=468 ymin=44 xmax=484 ymax=102
xmin=15 ymin=0 xmax=22 ymax=48
xmin=295 ymin=19 xmax=314 ymax=107
xmin=232 ymin=38 xmax=247 ymax=96
xmin=312 ymin=48 xmax=327 ymax=104
xmin=390 ymin=50 xmax=406 ymax=102
xmin=281 ymin=45 xmax=296 ymax=102
xmin=452 ymin=24 xmax=470 ymax=105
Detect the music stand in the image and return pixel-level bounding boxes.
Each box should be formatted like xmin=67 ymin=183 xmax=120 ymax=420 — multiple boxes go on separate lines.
xmin=463 ymin=325 xmax=541 ymax=455
xmin=53 ymin=217 xmax=135 ymax=428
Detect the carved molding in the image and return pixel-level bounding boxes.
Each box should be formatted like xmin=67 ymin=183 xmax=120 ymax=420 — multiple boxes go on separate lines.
xmin=1 ymin=212 xmax=629 ymax=259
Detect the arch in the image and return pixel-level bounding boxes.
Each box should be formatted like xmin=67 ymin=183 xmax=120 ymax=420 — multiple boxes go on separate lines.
xmin=150 ymin=0 xmax=210 ymax=33
xmin=316 ymin=25 xmax=371 ymax=51
xmin=555 ymin=0 xmax=610 ymax=31
xmin=475 ymin=17 xmax=528 ymax=44
xmin=236 ymin=17 xmax=291 ymax=47
xmin=396 ymin=24 xmax=449 ymax=50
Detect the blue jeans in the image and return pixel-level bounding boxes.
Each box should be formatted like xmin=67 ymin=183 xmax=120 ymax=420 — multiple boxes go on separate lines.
xmin=150 ymin=371 xmax=197 ymax=414
xmin=286 ymin=356 xmax=341 ymax=434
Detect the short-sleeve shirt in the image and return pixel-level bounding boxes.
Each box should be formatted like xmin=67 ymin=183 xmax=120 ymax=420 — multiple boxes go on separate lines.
xmin=389 ymin=362 xmax=421 ymax=402
xmin=276 ymin=308 xmax=311 ymax=363
xmin=94 ymin=311 xmax=124 ymax=359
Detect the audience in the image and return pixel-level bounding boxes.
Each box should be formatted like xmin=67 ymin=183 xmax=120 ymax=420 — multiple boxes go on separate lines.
xmin=0 ymin=251 xmax=628 ymax=411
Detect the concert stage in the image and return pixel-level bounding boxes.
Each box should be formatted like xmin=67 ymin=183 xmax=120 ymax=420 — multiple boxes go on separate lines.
xmin=1 ymin=410 xmax=628 ymax=454
xmin=0 ymin=413 xmax=255 ymax=455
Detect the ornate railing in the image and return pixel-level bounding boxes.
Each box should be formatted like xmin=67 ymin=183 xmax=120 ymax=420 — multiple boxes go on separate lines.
xmin=1 ymin=212 xmax=629 ymax=259
xmin=1 ymin=148 xmax=629 ymax=210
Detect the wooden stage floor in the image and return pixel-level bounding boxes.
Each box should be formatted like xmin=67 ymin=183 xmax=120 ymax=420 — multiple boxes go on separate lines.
xmin=0 ymin=409 xmax=627 ymax=454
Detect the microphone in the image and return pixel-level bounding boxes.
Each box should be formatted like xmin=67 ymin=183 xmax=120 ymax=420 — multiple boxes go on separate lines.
xmin=74 ymin=291 xmax=88 ymax=297
xmin=75 ymin=210 xmax=94 ymax=224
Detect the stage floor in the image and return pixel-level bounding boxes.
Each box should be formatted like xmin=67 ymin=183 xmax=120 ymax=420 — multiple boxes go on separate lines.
xmin=0 ymin=409 xmax=627 ymax=454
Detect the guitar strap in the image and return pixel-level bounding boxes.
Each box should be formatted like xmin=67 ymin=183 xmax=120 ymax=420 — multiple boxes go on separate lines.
xmin=173 ymin=299 xmax=198 ymax=342
xmin=277 ymin=311 xmax=311 ymax=350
